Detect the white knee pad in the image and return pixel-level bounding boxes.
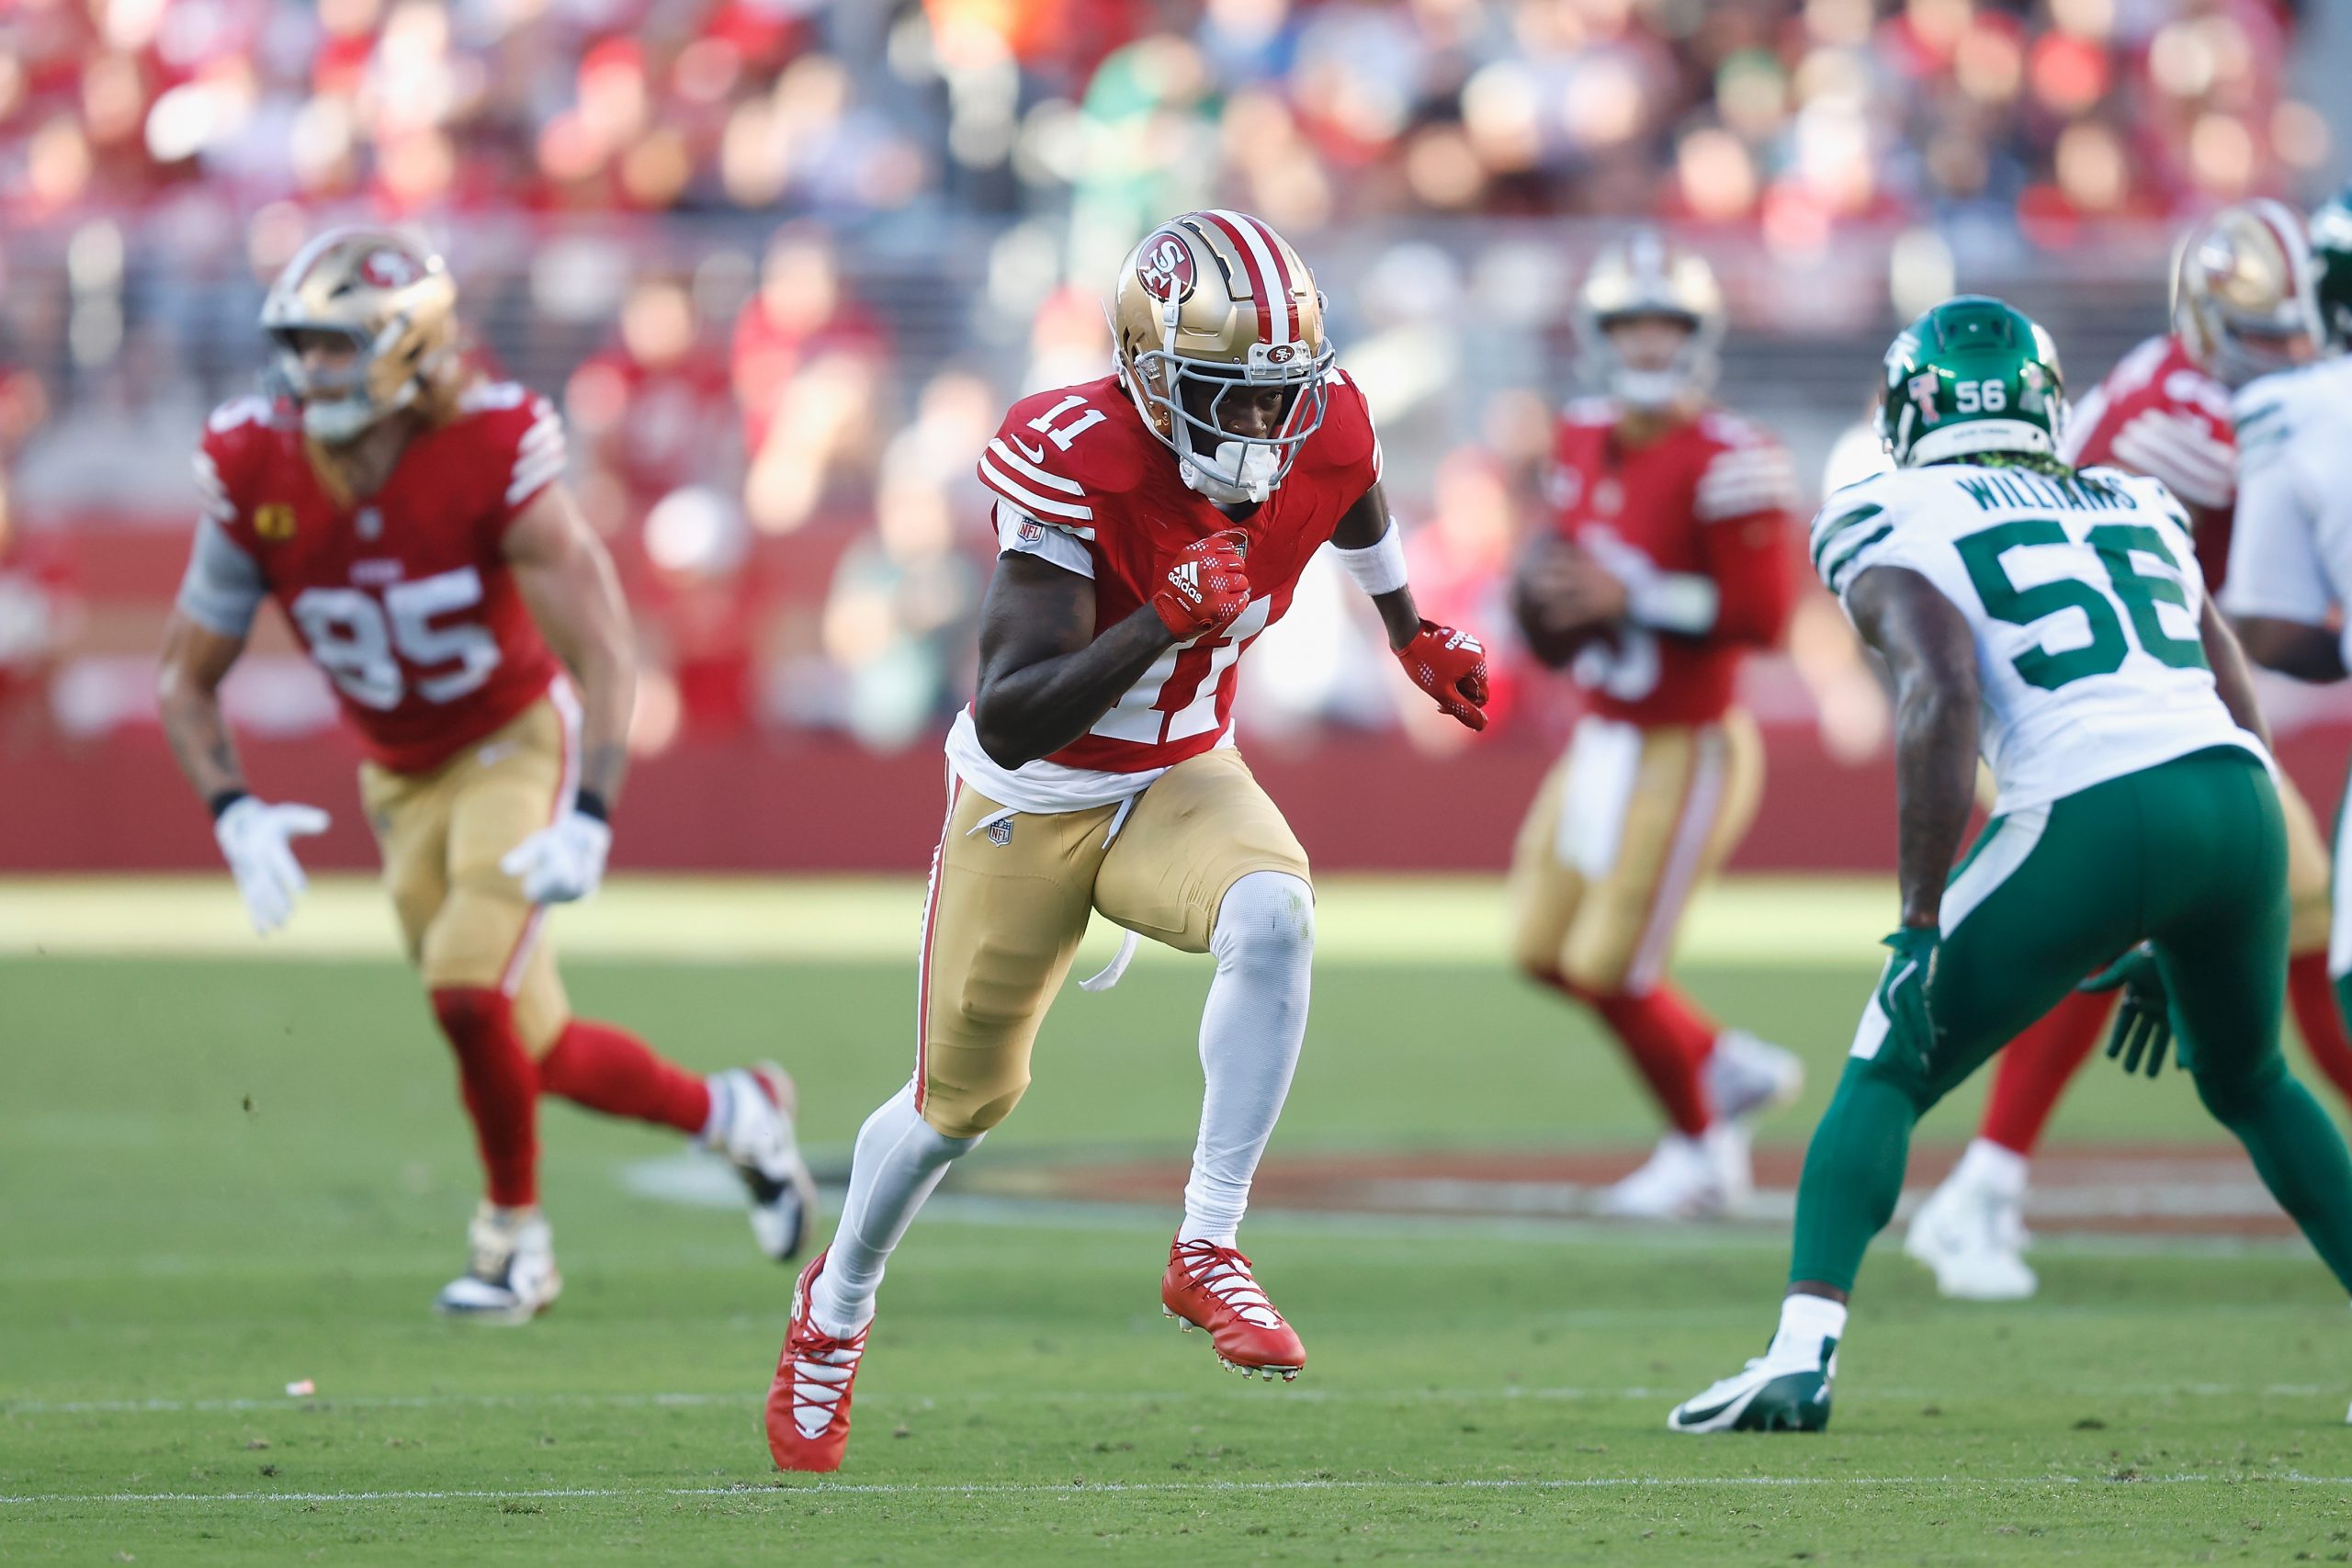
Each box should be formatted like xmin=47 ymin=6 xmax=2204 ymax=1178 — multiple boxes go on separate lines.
xmin=1212 ymin=870 xmax=1316 ymax=972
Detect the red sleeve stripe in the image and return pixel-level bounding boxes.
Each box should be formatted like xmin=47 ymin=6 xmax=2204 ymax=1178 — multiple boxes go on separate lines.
xmin=978 ymin=452 xmax=1093 ymax=522
xmin=1196 ymin=209 xmax=1284 ymax=347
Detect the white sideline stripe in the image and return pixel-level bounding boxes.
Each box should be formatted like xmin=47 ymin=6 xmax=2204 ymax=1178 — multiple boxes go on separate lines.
xmin=10 ymin=1474 xmax=2352 ymax=1505
xmin=0 ymin=874 xmax=1908 ymax=965
xmin=5 ymin=1379 xmax=2329 ymax=1418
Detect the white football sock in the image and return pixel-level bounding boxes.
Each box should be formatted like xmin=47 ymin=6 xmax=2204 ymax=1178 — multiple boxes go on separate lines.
xmin=1179 ymin=871 xmax=1315 ymax=1247
xmin=808 ymin=1081 xmax=979 ymax=1337
xmin=1951 ymin=1136 xmax=2030 ymax=1199
xmin=1768 ymin=1292 xmax=1848 ymax=1368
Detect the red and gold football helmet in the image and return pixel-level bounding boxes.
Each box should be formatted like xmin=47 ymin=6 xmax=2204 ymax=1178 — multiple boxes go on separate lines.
xmin=2172 ymin=198 xmax=2321 ymax=389
xmin=1574 ymin=231 xmax=1725 ymax=412
xmin=259 ymin=227 xmax=459 ymax=443
xmin=1110 ymin=211 xmax=1335 ymax=505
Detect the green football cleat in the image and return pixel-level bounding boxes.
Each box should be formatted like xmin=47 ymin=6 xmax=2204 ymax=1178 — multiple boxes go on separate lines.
xmin=1667 ymin=1340 xmax=1836 ymax=1434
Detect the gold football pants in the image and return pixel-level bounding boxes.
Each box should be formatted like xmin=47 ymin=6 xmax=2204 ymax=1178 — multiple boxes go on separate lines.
xmin=913 ymin=747 xmax=1311 ymax=1139
xmin=1509 ymin=711 xmax=1764 ymax=996
xmin=358 ymin=684 xmax=577 ymax=1052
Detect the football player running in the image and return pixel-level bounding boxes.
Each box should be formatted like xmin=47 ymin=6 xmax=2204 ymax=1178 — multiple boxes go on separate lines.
xmin=1509 ymin=234 xmax=1804 ymax=1219
xmin=157 ymin=229 xmax=817 ymax=1324
xmin=764 ymin=211 xmax=1489 ymax=1472
xmin=1669 ymin=297 xmax=2352 ymax=1434
xmin=1905 ymin=201 xmax=2351 ymax=1303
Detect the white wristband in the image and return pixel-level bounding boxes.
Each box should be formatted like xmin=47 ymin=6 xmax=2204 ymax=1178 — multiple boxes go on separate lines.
xmin=1332 ymin=525 xmax=1409 ymax=597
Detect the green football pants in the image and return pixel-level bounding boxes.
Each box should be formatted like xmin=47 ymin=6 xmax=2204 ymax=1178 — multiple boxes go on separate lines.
xmin=1790 ymin=744 xmax=2352 ymax=1295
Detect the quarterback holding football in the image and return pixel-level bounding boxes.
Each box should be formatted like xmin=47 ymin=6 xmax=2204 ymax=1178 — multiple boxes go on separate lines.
xmin=764 ymin=210 xmax=1490 ymax=1472
xmin=1509 ymin=233 xmax=1804 ymax=1219
xmin=156 ymin=228 xmax=817 ymax=1323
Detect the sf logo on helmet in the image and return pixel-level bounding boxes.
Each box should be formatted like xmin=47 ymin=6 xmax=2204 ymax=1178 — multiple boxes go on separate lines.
xmin=1137 ymin=231 xmax=1195 ymax=303
xmin=358 ymin=248 xmax=422 ymax=288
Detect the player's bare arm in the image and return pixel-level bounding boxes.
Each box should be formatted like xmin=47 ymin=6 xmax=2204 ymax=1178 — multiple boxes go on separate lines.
xmin=1330 ymin=482 xmax=1424 ymax=650
xmin=2231 ymin=614 xmax=2345 ymax=685
xmin=1329 ymin=479 xmax=1488 ymax=728
xmin=156 ymin=610 xmax=250 ymax=805
xmin=505 ymin=482 xmax=636 ymax=810
xmin=2199 ymin=599 xmax=2278 ymax=747
xmin=969 ymin=552 xmax=1183 ymax=769
xmin=1845 ymin=565 xmax=1981 ymax=932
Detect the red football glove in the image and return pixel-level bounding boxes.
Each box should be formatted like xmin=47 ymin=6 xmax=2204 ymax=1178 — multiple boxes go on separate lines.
xmin=1151 ymin=529 xmax=1252 ymax=641
xmin=1396 ymin=619 xmax=1490 ymax=732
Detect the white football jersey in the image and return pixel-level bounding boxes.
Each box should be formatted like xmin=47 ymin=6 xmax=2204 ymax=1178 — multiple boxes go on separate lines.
xmin=1812 ymin=462 xmax=2265 ymax=813
xmin=2222 ymin=355 xmax=2352 ymax=649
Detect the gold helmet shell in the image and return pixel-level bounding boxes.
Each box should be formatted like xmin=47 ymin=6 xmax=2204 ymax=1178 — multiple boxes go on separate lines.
xmin=1574 ymin=231 xmax=1725 ymax=411
xmin=259 ymin=227 xmax=459 ymax=443
xmin=2171 ymin=199 xmax=2319 ymax=389
xmin=1110 ymin=210 xmax=1335 ymax=505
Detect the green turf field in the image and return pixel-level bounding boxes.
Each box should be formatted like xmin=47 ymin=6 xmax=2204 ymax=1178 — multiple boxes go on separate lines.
xmin=5 ymin=875 xmax=2351 ymax=1564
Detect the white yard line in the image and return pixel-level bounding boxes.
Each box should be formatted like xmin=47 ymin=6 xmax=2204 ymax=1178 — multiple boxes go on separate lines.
xmin=4 ymin=1381 xmax=2332 ymax=1419
xmin=6 ymin=1473 xmax=2350 ymax=1506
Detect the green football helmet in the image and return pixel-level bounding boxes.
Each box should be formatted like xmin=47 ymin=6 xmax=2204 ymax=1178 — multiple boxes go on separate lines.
xmin=2309 ymin=186 xmax=2352 ymax=350
xmin=1875 ymin=295 xmax=2067 ymax=468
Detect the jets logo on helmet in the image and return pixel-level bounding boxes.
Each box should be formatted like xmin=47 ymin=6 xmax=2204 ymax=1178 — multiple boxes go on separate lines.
xmin=1136 ymin=231 xmax=1196 ymax=303
xmin=1875 ymin=296 xmax=2067 ymax=468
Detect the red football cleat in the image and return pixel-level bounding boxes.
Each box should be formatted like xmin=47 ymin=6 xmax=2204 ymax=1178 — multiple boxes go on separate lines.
xmin=765 ymin=1250 xmax=868 ymax=1472
xmin=1160 ymin=1236 xmax=1306 ymax=1381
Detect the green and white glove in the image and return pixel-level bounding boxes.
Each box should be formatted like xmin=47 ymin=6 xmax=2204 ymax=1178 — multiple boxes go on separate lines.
xmin=2080 ymin=942 xmax=2177 ymax=1077
xmin=1877 ymin=925 xmax=1941 ymax=1057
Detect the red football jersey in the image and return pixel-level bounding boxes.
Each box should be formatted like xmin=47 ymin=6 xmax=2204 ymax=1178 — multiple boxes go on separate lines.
xmin=974 ymin=369 xmax=1381 ymax=773
xmin=1544 ymin=401 xmax=1797 ymax=727
xmin=194 ymin=383 xmax=567 ymax=773
xmin=2059 ymin=333 xmax=2237 ymax=591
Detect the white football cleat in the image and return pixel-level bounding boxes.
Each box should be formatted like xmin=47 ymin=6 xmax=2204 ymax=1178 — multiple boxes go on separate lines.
xmin=434 ymin=1202 xmax=561 ymax=1325
xmin=1668 ymin=1340 xmax=1837 ymax=1434
xmin=706 ymin=1062 xmax=820 ymax=1262
xmin=1596 ymin=1126 xmax=1750 ymax=1219
xmin=1904 ymin=1166 xmax=2037 ymax=1301
xmin=1705 ymin=1031 xmax=1804 ymax=1125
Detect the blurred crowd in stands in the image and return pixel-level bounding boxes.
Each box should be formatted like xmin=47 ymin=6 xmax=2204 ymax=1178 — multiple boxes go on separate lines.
xmin=0 ymin=0 xmax=2336 ymax=758
xmin=1 ymin=0 xmax=2319 ymax=230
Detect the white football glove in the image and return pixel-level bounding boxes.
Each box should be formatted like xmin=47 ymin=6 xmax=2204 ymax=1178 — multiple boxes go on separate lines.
xmin=501 ymin=808 xmax=611 ymax=905
xmin=214 ymin=796 xmax=332 ymax=935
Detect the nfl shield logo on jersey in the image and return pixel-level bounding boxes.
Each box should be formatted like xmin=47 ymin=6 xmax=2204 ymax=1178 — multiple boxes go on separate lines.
xmin=1018 ymin=519 xmax=1044 ymax=545
xmin=988 ymin=818 xmax=1013 ymax=848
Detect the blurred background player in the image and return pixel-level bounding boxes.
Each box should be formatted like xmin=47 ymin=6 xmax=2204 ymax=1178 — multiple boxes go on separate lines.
xmin=1905 ymin=200 xmax=2351 ymax=1301
xmin=2223 ymin=186 xmax=2352 ymax=1094
xmin=766 ymin=210 xmax=1490 ymax=1472
xmin=155 ymin=228 xmax=817 ymax=1325
xmin=1673 ymin=296 xmax=2352 ymax=1435
xmin=1509 ymin=233 xmax=1804 ymax=1219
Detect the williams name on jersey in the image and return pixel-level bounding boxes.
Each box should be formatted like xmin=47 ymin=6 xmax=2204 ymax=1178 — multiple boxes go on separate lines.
xmin=1811 ymin=460 xmax=2264 ymax=813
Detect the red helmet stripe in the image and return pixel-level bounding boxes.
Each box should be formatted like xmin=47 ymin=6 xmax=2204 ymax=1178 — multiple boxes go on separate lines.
xmin=1195 ymin=209 xmax=1279 ymax=346
xmin=1237 ymin=212 xmax=1300 ymax=343
xmin=2248 ymin=199 xmax=2314 ymax=298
